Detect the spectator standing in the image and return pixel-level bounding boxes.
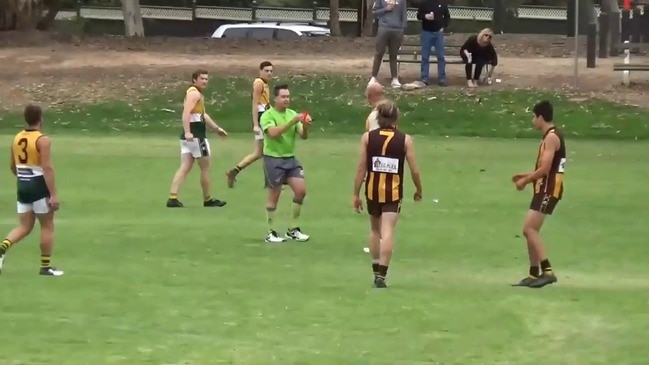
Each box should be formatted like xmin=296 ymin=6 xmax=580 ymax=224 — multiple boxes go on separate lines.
xmin=369 ymin=0 xmax=408 ymax=89
xmin=460 ymin=28 xmax=498 ymax=88
xmin=416 ymin=0 xmax=451 ymax=86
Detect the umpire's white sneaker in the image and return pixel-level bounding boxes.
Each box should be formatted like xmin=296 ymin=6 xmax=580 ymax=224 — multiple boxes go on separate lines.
xmin=286 ymin=227 xmax=310 ymax=242
xmin=265 ymin=230 xmax=287 ymax=243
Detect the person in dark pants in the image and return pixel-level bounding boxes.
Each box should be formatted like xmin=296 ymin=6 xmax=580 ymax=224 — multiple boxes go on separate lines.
xmin=369 ymin=0 xmax=408 ymax=89
xmin=416 ymin=0 xmax=451 ymax=86
xmin=459 ymin=28 xmax=498 ymax=88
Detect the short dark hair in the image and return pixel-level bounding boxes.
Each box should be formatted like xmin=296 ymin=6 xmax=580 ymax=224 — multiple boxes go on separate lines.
xmin=259 ymin=61 xmax=273 ymax=70
xmin=191 ymin=69 xmax=208 ymax=82
xmin=273 ymin=84 xmax=289 ymax=96
xmin=376 ymin=99 xmax=399 ymax=128
xmin=24 ymin=104 xmax=42 ymax=126
xmin=533 ymin=100 xmax=553 ymax=122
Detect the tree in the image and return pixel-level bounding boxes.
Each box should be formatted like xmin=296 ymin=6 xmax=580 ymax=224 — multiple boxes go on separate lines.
xmin=0 ymin=0 xmax=61 ymax=31
xmin=0 ymin=0 xmax=17 ymax=30
xmin=362 ymin=0 xmax=374 ymax=36
xmin=36 ymin=0 xmax=62 ymax=30
xmin=7 ymin=0 xmax=43 ymax=30
xmin=329 ymin=0 xmax=341 ymax=36
xmin=121 ymin=0 xmax=144 ymax=37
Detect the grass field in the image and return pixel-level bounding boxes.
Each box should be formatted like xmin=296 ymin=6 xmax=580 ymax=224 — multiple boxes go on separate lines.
xmin=1 ymin=75 xmax=649 ymax=139
xmin=0 ymin=75 xmax=648 ymax=364
xmin=0 ymin=134 xmax=648 ymax=365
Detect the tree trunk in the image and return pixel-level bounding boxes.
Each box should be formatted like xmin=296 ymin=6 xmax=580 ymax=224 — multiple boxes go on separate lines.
xmin=0 ymin=0 xmax=17 ymax=30
xmin=121 ymin=0 xmax=144 ymax=37
xmin=35 ymin=0 xmax=61 ymax=31
xmin=600 ymin=0 xmax=620 ymax=13
xmin=362 ymin=0 xmax=374 ymax=36
xmin=329 ymin=0 xmax=341 ymax=36
xmin=8 ymin=0 xmax=43 ymax=30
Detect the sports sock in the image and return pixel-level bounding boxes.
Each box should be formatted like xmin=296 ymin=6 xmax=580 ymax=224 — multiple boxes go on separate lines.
xmin=204 ymin=195 xmax=212 ymax=202
xmin=529 ymin=266 xmax=540 ymax=277
xmin=372 ymin=262 xmax=380 ymax=276
xmin=0 ymin=239 xmax=13 ymax=254
xmin=40 ymin=255 xmax=51 ymax=268
xmin=168 ymin=193 xmax=178 ymax=200
xmin=230 ymin=165 xmax=243 ymax=175
xmin=377 ymin=265 xmax=389 ymax=279
xmin=290 ymin=201 xmax=302 ymax=227
xmin=540 ymin=259 xmax=552 ymax=274
xmin=266 ymin=208 xmax=276 ymax=232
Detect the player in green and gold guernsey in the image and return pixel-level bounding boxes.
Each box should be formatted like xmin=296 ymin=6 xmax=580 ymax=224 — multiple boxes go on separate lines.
xmin=0 ymin=104 xmax=63 ymax=276
xmin=260 ymin=84 xmax=312 ymax=243
xmin=166 ymin=69 xmax=229 ymax=208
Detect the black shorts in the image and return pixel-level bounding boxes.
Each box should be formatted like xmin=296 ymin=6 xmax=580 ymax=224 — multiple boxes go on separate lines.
xmin=529 ymin=193 xmax=560 ymax=215
xmin=367 ymin=200 xmax=401 ymax=218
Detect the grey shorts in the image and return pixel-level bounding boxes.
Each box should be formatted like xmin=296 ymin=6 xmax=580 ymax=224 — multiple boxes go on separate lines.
xmin=263 ymin=155 xmax=304 ymax=189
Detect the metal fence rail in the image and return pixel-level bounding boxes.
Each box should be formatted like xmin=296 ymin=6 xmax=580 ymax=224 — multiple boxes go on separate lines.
xmin=56 ymin=5 xmax=631 ymax=23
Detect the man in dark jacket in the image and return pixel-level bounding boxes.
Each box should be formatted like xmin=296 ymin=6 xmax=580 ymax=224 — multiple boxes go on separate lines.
xmin=416 ymin=0 xmax=451 ymax=86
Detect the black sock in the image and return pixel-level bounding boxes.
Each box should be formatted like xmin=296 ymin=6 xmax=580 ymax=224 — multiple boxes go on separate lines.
xmin=231 ymin=165 xmax=243 ymax=174
xmin=372 ymin=262 xmax=379 ymax=276
xmin=540 ymin=259 xmax=552 ymax=273
xmin=377 ymin=265 xmax=389 ymax=279
xmin=529 ymin=266 xmax=540 ymax=277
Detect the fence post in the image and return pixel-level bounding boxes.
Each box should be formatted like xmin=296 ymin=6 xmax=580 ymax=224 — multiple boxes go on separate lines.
xmin=642 ymin=8 xmax=649 ymax=43
xmin=75 ymin=0 xmax=81 ymax=20
xmin=492 ymin=0 xmax=505 ymax=33
xmin=567 ymin=0 xmax=575 ymax=36
xmin=598 ymin=12 xmax=609 ymax=58
xmin=191 ymin=0 xmax=196 ymax=22
xmin=251 ymin=0 xmax=257 ymax=21
xmin=356 ymin=0 xmax=364 ymax=37
xmin=631 ymin=7 xmax=641 ymax=53
xmin=312 ymin=1 xmax=318 ymax=23
xmin=609 ymin=11 xmax=620 ymax=56
xmin=587 ymin=22 xmax=597 ymax=67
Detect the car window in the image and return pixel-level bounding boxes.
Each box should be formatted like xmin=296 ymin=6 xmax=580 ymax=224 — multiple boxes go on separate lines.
xmin=249 ymin=27 xmax=275 ymax=39
xmin=304 ymin=31 xmax=330 ymax=37
xmin=275 ymin=29 xmax=300 ymax=40
xmin=221 ymin=28 xmax=248 ymax=38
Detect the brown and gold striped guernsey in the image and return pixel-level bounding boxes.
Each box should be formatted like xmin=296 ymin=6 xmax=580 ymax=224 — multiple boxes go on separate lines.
xmin=365 ymin=127 xmax=407 ymax=203
xmin=534 ymin=127 xmax=566 ymax=199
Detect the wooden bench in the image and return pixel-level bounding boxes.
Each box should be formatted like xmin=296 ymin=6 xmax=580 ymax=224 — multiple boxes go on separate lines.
xmin=613 ymin=62 xmax=649 ymax=86
xmin=616 ymin=42 xmax=649 ymax=55
xmin=382 ymin=42 xmax=494 ymax=81
xmin=613 ymin=63 xmax=649 ymax=71
xmin=382 ymin=42 xmax=465 ymax=69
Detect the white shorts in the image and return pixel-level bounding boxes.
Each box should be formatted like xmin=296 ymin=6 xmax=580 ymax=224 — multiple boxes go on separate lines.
xmin=180 ymin=138 xmax=211 ymax=159
xmin=254 ymin=129 xmax=264 ymax=141
xmin=17 ymin=198 xmax=50 ymax=215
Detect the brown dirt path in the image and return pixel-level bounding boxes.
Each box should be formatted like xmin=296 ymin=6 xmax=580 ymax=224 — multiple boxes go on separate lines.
xmin=0 ymin=32 xmax=648 ymax=111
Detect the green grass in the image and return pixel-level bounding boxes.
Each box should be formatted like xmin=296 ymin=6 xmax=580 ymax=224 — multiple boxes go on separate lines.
xmin=0 ymin=74 xmax=648 ymax=363
xmin=1 ymin=75 xmax=648 ymax=139
xmin=0 ymin=134 xmax=648 ymax=365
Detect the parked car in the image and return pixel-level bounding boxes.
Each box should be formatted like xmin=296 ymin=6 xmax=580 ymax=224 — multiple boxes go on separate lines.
xmin=211 ymin=22 xmax=331 ymax=40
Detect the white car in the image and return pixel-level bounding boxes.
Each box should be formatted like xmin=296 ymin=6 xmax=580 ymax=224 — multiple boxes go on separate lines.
xmin=211 ymin=23 xmax=331 ymax=40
